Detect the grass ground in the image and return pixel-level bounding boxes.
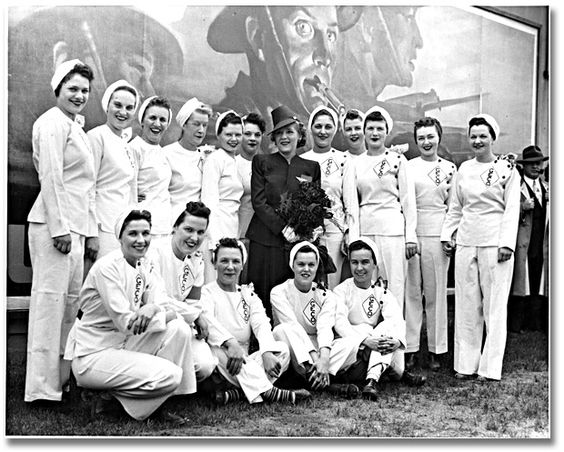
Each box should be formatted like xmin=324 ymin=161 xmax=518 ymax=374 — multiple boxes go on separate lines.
xmin=4 ymin=321 xmax=549 ymax=438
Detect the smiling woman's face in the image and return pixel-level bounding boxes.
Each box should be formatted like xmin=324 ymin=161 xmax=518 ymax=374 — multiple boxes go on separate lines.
xmin=106 ymin=89 xmax=137 ymax=132
xmin=215 ymin=247 xmax=243 ymax=290
xmin=273 ymin=123 xmax=300 ymax=156
xmin=120 ymin=219 xmax=151 ymax=266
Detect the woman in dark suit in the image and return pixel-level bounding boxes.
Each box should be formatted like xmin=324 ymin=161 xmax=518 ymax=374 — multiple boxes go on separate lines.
xmin=246 ymin=106 xmax=321 ymax=320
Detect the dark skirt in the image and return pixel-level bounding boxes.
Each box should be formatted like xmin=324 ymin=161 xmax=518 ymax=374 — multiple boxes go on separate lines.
xmin=247 ymin=240 xmax=292 ymax=322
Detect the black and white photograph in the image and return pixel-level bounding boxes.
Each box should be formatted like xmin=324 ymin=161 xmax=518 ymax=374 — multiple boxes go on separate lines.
xmin=2 ymin=1 xmax=553 ymax=440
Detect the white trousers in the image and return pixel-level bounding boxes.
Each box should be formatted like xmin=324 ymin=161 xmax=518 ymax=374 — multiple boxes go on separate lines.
xmin=454 ymin=246 xmax=514 ymax=380
xmin=98 ymin=229 xmax=120 ymax=258
xmin=191 ymin=334 xmax=217 ymax=382
xmin=363 ymin=234 xmax=406 ymax=370
xmin=211 ymin=341 xmax=290 ymax=403
xmin=72 ymin=318 xmax=195 ymax=420
xmin=405 ymin=236 xmax=449 ymax=354
xmin=350 ymin=323 xmax=404 ymax=381
xmin=25 ymin=223 xmax=84 ymax=402
xmin=320 ymin=231 xmax=345 ymax=290
xmin=272 ymin=323 xmax=358 ymax=377
xmin=364 ymin=235 xmax=407 ymax=308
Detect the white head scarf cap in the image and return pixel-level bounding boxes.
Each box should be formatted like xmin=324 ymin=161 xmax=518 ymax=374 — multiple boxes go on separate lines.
xmin=101 ymin=80 xmax=140 ymax=113
xmin=137 ymin=95 xmax=172 ymax=127
xmin=307 ymin=105 xmax=339 ymax=133
xmin=114 ymin=208 xmax=152 ymax=240
xmin=349 ymin=237 xmax=379 ymax=264
xmin=213 ymin=239 xmax=248 ymax=265
xmin=469 ymin=113 xmax=500 ymax=141
xmin=51 ymin=59 xmax=84 ymax=93
xmin=176 ymin=97 xmax=210 ymax=128
xmin=215 ymin=109 xmax=238 ymax=137
xmin=114 ymin=209 xmax=133 ymax=240
xmin=364 ymin=105 xmax=394 ymax=134
xmin=289 ymin=241 xmax=320 ymax=269
xmin=340 ymin=108 xmax=365 ymax=133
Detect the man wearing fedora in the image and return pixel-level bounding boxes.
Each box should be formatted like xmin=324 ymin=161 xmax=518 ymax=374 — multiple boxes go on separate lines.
xmin=206 ymin=5 xmax=360 ymax=139
xmin=509 ymin=145 xmax=549 ymax=333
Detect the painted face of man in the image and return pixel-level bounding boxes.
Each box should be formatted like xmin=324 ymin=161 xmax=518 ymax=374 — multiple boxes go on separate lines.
xmin=373 ymin=6 xmax=423 ymax=87
xmin=266 ymin=6 xmax=339 ymax=113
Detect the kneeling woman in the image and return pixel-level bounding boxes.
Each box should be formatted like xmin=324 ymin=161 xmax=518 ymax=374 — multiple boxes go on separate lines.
xmin=200 ymin=238 xmax=311 ymax=405
xmin=64 ymin=210 xmax=196 ymax=421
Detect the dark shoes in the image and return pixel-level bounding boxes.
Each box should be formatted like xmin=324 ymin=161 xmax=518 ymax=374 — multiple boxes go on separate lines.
xmin=402 ymin=370 xmax=427 ymax=387
xmin=293 ymin=388 xmax=313 ymax=403
xmin=362 ymin=379 xmax=378 ymax=401
xmin=428 ymin=353 xmax=441 ymax=371
xmin=454 ymin=372 xmax=475 ymax=380
xmin=405 ymin=353 xmax=417 ymax=371
xmin=326 ymin=383 xmax=361 ymax=399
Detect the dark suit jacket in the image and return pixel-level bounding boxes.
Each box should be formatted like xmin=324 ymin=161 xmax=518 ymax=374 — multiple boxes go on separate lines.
xmin=511 ymin=177 xmax=548 ymax=296
xmin=246 ymin=152 xmax=321 ymax=247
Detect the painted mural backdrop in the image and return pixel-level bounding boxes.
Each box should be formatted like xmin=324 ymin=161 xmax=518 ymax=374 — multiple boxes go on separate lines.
xmin=7 ymin=5 xmax=540 ymax=293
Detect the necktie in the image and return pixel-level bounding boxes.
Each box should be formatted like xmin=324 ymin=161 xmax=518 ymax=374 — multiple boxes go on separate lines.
xmin=533 ymin=179 xmax=543 ymax=206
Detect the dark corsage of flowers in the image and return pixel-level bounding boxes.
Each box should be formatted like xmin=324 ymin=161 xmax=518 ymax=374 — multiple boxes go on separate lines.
xmin=277 ymin=181 xmax=337 ymax=279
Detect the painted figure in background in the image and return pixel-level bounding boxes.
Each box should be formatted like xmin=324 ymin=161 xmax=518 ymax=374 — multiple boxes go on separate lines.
xmin=333 ymin=6 xmax=423 ymax=110
xmin=8 ymin=5 xmax=184 ymax=227
xmin=207 ymin=5 xmax=361 ymax=136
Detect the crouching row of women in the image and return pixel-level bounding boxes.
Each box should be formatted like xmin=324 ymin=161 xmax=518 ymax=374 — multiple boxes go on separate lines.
xmin=64 ymin=203 xmax=424 ymax=423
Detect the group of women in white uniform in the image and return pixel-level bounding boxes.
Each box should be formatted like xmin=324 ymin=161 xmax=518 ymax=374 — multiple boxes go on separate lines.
xmin=25 ymin=59 xmax=521 ymax=420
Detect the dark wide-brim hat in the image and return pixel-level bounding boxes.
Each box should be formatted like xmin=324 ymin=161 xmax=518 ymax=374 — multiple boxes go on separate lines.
xmin=268 ymin=105 xmax=300 ymax=135
xmin=11 ymin=6 xmax=184 ymax=74
xmin=207 ymin=5 xmax=363 ymax=54
xmin=516 ymin=145 xmax=549 ymax=163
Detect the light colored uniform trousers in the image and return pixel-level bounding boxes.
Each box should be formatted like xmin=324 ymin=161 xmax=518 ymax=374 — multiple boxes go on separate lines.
xmin=211 ymin=341 xmax=290 ymax=403
xmin=25 ymin=223 xmax=84 ymax=402
xmin=98 ymin=230 xmax=120 ymax=258
xmin=454 ymin=245 xmax=514 ymax=380
xmin=321 ymin=231 xmax=345 ymax=290
xmin=363 ymin=234 xmax=406 ymax=370
xmin=272 ymin=323 xmax=358 ymax=377
xmin=352 ymin=323 xmax=404 ymax=381
xmin=405 ymin=236 xmax=449 ymax=354
xmin=71 ymin=318 xmax=195 ymax=420
xmin=191 ymin=333 xmax=217 ymax=382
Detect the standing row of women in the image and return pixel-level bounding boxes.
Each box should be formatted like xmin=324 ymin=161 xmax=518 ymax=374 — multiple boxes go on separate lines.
xmin=25 ymin=59 xmax=522 ymax=407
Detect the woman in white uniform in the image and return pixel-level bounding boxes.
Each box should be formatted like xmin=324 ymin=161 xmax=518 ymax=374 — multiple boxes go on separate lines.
xmin=301 ymin=106 xmax=348 ymax=288
xmin=271 ymin=241 xmax=359 ymax=395
xmin=341 ymin=109 xmax=366 ymax=159
xmin=64 ymin=209 xmax=195 ymax=423
xmin=343 ymin=105 xmax=417 ymax=308
xmin=130 ymin=96 xmax=173 ymax=248
xmin=89 ymin=80 xmax=140 ymax=257
xmin=441 ymin=114 xmax=520 ymax=381
xmin=164 ymin=97 xmax=213 ymax=222
xmin=148 ymin=201 xmax=217 ymax=384
xmin=200 ymin=238 xmax=311 ymax=405
xmin=405 ymin=117 xmax=457 ymax=371
xmin=201 ymin=111 xmax=244 ymax=255
xmin=236 ymin=112 xmax=265 ymax=240
xmin=25 ymin=60 xmax=97 ymax=403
